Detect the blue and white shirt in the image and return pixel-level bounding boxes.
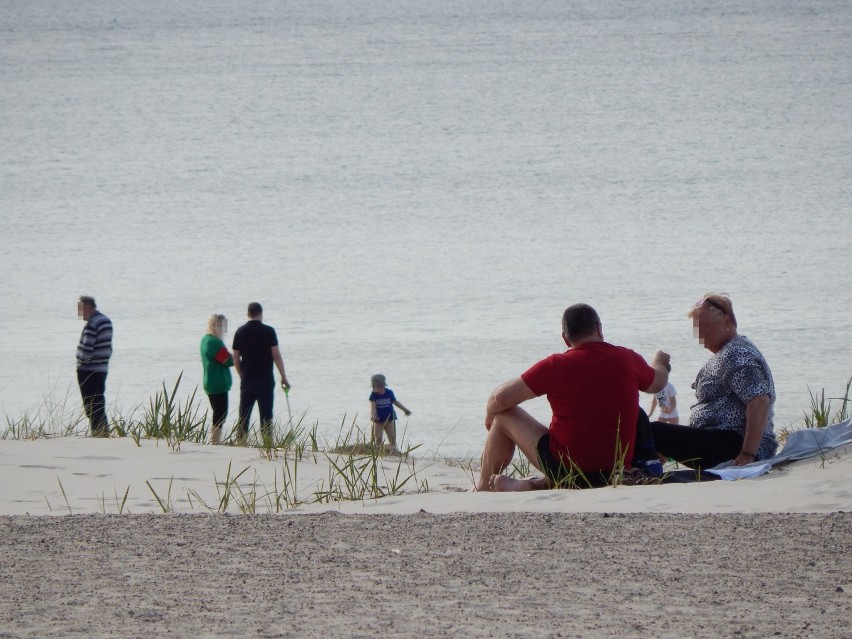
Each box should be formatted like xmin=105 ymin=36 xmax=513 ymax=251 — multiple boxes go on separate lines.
xmin=77 ymin=311 xmax=113 ymax=373
xmin=370 ymin=388 xmax=397 ymax=422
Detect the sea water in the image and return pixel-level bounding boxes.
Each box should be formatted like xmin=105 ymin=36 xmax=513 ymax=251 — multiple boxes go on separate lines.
xmin=1 ymin=0 xmax=850 ymax=458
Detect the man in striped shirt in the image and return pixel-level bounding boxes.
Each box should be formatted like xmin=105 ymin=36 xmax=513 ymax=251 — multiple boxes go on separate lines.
xmin=76 ymin=296 xmax=113 ymax=436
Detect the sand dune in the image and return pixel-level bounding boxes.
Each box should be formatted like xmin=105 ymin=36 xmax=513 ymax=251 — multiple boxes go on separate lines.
xmin=1 ymin=437 xmax=850 ymax=516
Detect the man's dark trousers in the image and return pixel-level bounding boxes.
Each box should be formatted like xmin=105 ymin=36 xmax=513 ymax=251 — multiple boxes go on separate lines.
xmin=77 ymin=370 xmax=108 ymax=436
xmin=237 ymin=378 xmax=274 ymax=439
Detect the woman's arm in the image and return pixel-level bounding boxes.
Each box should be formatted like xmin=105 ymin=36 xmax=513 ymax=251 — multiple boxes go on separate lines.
xmin=648 ymin=396 xmax=658 ymax=417
xmin=211 ymin=339 xmax=233 ymax=367
xmin=370 ymin=400 xmax=378 ymax=423
xmin=733 ymin=394 xmax=770 ymax=466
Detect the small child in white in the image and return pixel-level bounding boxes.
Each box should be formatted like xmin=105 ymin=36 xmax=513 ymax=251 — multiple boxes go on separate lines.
xmin=648 ymin=363 xmax=679 ymax=424
xmin=369 ymin=374 xmax=412 ymax=453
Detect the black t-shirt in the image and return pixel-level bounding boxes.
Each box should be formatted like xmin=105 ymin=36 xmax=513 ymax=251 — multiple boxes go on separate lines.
xmin=232 ymin=320 xmax=278 ymax=382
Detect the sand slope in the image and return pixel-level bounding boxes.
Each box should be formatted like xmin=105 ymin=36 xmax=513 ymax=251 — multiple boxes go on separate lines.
xmin=1 ymin=437 xmax=851 ymax=515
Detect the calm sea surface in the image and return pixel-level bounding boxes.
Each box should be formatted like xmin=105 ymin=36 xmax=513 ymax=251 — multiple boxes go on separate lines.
xmin=2 ymin=1 xmax=850 ymax=457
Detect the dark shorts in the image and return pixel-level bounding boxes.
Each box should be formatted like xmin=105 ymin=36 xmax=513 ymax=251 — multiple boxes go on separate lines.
xmin=536 ymin=434 xmax=609 ymax=488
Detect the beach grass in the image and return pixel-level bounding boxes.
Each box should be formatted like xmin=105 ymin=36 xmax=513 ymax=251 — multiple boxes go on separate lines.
xmin=1 ymin=376 xmax=435 ymax=512
xmin=146 ymin=478 xmax=175 ymax=513
xmin=3 ymin=386 xmax=87 ymax=440
xmin=803 ymin=377 xmax=850 ymax=429
xmin=4 ymin=375 xmax=851 ymax=512
xmin=777 ymin=376 xmax=851 ymax=444
xmin=117 ymin=373 xmax=208 ymax=451
xmin=56 ymin=476 xmax=72 ymax=515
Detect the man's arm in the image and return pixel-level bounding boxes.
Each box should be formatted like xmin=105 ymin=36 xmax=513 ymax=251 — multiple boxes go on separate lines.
xmin=271 ymin=345 xmax=290 ymax=390
xmin=644 ymin=350 xmax=670 ymax=394
xmin=485 ymin=377 xmax=537 ymax=430
xmin=232 ymin=349 xmax=242 ymax=378
xmin=77 ymin=323 xmax=96 ymax=362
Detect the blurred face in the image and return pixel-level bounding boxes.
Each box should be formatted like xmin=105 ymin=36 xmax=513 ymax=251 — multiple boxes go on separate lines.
xmin=218 ymin=318 xmax=228 ymax=336
xmin=78 ymin=301 xmax=94 ymax=321
xmin=692 ymin=305 xmax=730 ymax=353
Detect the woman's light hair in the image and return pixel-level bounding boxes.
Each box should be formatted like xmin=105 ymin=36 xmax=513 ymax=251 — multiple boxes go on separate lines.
xmin=688 ymin=292 xmax=737 ymax=327
xmin=207 ymin=314 xmax=227 ymax=337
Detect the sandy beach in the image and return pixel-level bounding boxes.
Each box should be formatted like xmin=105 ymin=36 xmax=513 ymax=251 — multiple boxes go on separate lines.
xmin=1 ymin=511 xmax=849 ymax=639
xmin=1 ymin=437 xmax=851 ymax=516
xmin=0 ymin=437 xmax=850 ymax=637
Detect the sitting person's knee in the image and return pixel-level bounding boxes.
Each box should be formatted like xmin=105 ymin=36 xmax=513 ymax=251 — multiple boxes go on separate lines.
xmin=489 ymin=409 xmax=522 ymax=435
xmin=489 ymin=411 xmax=509 ymax=430
xmin=492 ymin=405 xmax=526 ymax=425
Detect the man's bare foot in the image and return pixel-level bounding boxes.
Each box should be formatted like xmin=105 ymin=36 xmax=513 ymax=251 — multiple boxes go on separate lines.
xmin=471 ymin=477 xmax=500 ymax=491
xmin=489 ymin=474 xmax=536 ymax=492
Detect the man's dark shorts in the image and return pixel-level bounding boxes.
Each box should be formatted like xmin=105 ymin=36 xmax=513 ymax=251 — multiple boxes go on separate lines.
xmin=536 ymin=433 xmax=609 ymax=488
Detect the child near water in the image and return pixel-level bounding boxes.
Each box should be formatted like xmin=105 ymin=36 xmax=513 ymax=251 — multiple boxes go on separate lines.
xmin=648 ymin=363 xmax=679 ymax=424
xmin=369 ymin=374 xmax=412 ymax=453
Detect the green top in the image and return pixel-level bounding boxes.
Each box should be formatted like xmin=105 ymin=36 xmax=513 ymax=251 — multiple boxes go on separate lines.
xmin=200 ymin=333 xmax=234 ymax=395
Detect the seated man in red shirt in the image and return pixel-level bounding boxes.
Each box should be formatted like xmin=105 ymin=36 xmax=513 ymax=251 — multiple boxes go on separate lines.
xmin=476 ymin=303 xmax=670 ymax=491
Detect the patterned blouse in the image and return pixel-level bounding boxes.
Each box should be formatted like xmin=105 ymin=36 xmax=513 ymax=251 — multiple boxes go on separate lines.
xmin=690 ymin=335 xmax=778 ymax=460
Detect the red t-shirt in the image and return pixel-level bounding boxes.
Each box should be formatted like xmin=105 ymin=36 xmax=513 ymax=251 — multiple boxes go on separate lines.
xmin=521 ymin=342 xmax=656 ymax=473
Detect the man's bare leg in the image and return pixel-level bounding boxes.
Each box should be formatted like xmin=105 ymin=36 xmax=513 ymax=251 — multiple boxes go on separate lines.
xmin=475 ymin=407 xmax=549 ymax=491
xmin=490 ymin=475 xmax=552 ymax=492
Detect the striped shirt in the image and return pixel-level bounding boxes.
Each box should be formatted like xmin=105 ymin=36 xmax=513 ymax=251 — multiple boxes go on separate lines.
xmin=77 ymin=311 xmax=113 ymax=372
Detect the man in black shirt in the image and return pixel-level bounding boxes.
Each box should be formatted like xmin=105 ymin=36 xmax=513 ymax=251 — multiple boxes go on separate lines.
xmin=232 ymin=302 xmax=291 ymax=441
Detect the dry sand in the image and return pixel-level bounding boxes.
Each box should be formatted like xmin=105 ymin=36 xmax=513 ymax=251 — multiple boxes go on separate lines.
xmin=2 ymin=438 xmax=851 ymax=516
xmin=0 ymin=438 xmax=850 ymax=637
xmin=1 ymin=512 xmax=850 ymax=638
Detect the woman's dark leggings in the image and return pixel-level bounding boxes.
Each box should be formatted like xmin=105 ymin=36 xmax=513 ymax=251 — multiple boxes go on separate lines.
xmin=207 ymin=393 xmax=228 ymax=429
xmin=650 ymin=422 xmax=743 ymax=470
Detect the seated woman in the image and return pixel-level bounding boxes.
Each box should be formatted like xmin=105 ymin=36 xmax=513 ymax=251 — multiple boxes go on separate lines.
xmin=652 ymin=293 xmax=778 ymax=469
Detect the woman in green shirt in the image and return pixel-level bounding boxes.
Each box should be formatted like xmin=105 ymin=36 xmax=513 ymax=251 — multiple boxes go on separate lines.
xmin=200 ymin=314 xmax=234 ymax=444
